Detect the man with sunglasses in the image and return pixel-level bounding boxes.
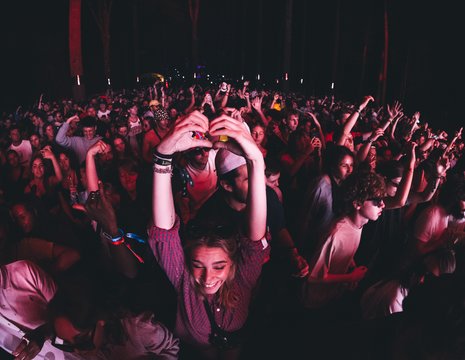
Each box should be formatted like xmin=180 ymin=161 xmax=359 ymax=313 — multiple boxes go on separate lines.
xmin=174 ymin=145 xmax=218 ymax=224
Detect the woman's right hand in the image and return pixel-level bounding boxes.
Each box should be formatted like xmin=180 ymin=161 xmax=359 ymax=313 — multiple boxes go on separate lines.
xmin=157 ymin=110 xmax=212 ymax=155
xmin=87 ymin=140 xmax=109 ymax=157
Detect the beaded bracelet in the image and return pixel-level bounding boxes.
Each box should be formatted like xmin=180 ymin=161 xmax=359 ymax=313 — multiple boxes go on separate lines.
xmin=153 ymin=165 xmax=173 ymax=175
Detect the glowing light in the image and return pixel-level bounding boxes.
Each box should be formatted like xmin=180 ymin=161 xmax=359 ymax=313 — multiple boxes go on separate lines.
xmin=257 ymin=74 xmax=261 ymax=80
xmin=107 ymin=78 xmax=111 ymax=86
xmin=193 ymin=72 xmax=196 ymax=79
xmin=276 ymin=79 xmax=279 ymax=84
xmin=241 ymin=75 xmax=244 ymax=80
xmin=77 ymin=75 xmax=80 ymax=86
xmin=136 ymin=76 xmax=140 ymax=83
xmin=285 ymin=73 xmax=288 ymax=81
xmin=300 ymin=78 xmax=304 ymax=84
xmin=331 ymin=82 xmax=334 ymax=89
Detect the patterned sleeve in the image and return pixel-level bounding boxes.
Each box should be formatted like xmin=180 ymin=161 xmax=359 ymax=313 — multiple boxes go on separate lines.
xmin=238 ymin=237 xmax=270 ymax=288
xmin=147 ymin=216 xmax=185 ymax=290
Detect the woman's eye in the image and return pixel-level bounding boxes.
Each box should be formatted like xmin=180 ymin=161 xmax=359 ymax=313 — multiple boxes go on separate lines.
xmin=213 ymin=267 xmax=225 ymax=271
xmin=193 ymin=264 xmax=204 ymax=269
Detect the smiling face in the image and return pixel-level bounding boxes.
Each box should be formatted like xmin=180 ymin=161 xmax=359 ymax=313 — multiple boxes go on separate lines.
xmin=191 ymin=245 xmax=232 ymax=295
xmin=82 ymin=126 xmax=96 ymax=141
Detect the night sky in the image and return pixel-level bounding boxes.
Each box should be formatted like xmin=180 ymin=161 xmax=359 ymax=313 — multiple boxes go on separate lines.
xmin=1 ymin=0 xmax=464 ymax=131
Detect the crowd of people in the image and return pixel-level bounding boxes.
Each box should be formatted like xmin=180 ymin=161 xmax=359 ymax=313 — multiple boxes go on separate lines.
xmin=0 ymin=78 xmax=464 ymax=359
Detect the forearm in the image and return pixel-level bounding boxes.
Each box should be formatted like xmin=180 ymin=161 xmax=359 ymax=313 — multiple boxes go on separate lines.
xmin=50 ymin=157 xmax=63 ymax=182
xmin=246 ymin=158 xmax=267 ymax=241
xmin=86 ymin=153 xmax=99 ymax=192
xmin=152 ymin=164 xmax=175 ymax=230
xmin=220 ymin=93 xmax=229 ymax=108
xmin=55 ymin=122 xmax=71 ymax=146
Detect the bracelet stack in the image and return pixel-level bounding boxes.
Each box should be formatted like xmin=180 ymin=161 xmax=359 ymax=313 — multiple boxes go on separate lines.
xmin=153 ymin=149 xmax=173 ymax=174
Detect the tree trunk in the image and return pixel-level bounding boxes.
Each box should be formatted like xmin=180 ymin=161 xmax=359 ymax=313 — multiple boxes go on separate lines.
xmin=283 ymin=0 xmax=293 ymax=92
xmin=69 ymin=0 xmax=85 ymax=100
xmin=188 ymin=0 xmax=200 ymax=73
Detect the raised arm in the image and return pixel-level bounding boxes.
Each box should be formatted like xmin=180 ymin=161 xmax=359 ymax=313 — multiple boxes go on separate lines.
xmin=384 ymin=142 xmax=416 ymax=209
xmin=85 ymin=140 xmax=109 ymax=192
xmin=336 ymin=95 xmax=374 ymax=146
xmin=251 ymin=95 xmax=269 ymax=126
xmin=184 ymin=85 xmax=197 ymax=114
xmin=41 ymin=146 xmax=62 ymax=183
xmin=55 ymin=115 xmax=79 ymax=147
xmin=209 ymin=115 xmax=267 ymax=241
xmin=153 ymin=111 xmax=212 ymax=229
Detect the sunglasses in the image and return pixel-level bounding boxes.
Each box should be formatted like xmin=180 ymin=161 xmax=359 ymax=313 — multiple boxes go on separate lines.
xmin=367 ymin=197 xmax=384 ymax=207
xmin=192 ymin=147 xmax=211 ymax=154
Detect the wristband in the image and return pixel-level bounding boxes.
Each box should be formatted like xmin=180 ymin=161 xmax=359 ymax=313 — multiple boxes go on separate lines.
xmin=153 ymin=155 xmax=172 ymax=166
xmin=153 ymin=149 xmax=173 ymax=159
xmin=102 ymin=228 xmax=125 ymax=245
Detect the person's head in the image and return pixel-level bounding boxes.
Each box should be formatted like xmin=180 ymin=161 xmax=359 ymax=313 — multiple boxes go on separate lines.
xmin=29 ymin=133 xmax=42 ymax=151
xmin=54 ymin=110 xmax=64 ymax=123
xmin=185 ymin=147 xmax=212 ymax=170
xmin=58 ymin=149 xmax=77 ymax=173
xmin=116 ymin=122 xmax=129 ymax=138
xmin=339 ymin=169 xmax=386 ymax=221
xmin=112 ymin=135 xmax=127 ymax=155
xmin=142 ymin=116 xmax=153 ymax=133
xmin=10 ymin=201 xmax=37 ymax=234
xmin=251 ymin=122 xmax=266 ymax=146
xmin=80 ymin=116 xmax=97 ymax=141
xmin=31 ymin=112 xmax=44 ymax=127
xmin=9 ymin=126 xmax=22 ymax=145
xmin=265 ymin=158 xmax=281 ymax=189
xmin=184 ymin=226 xmax=239 ymax=307
xmin=85 ymin=105 xmax=97 ymax=118
xmin=438 ymin=177 xmax=465 ymax=219
xmin=323 ymin=145 xmax=355 ymax=184
xmin=49 ymin=280 xmax=112 ymax=356
xmin=376 ymin=160 xmax=404 ymax=197
xmin=6 ymin=149 xmax=20 ymax=168
xmin=283 ymin=109 xmax=299 ymax=132
xmin=43 ymin=123 xmax=56 ymax=141
xmin=216 ymin=149 xmax=248 ymax=205
xmin=117 ymin=158 xmax=139 ymax=194
xmin=98 ymin=101 xmax=107 ymax=112
xmin=30 ymin=155 xmax=46 ymax=180
xmin=153 ymin=108 xmax=170 ymax=131
xmin=127 ymin=104 xmax=138 ymax=117
xmin=287 ymin=128 xmax=311 ymax=157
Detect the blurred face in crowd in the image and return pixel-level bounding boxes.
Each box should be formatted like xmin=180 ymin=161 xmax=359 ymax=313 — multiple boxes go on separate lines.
xmin=251 ymin=125 xmax=265 ymax=146
xmin=113 ymin=138 xmax=126 ymax=154
xmin=59 ymin=153 xmax=71 ymax=172
xmin=157 ymin=117 xmax=170 ymax=131
xmin=142 ymin=119 xmax=151 ymax=132
xmin=32 ymin=158 xmax=45 ymax=179
xmin=266 ymin=172 xmax=281 ymax=189
xmin=118 ymin=168 xmax=138 ymax=193
xmin=386 ymin=177 xmax=402 ymax=197
xmin=9 ymin=129 xmax=21 ymax=145
xmin=7 ymin=152 xmax=19 ymax=167
xmin=55 ymin=112 xmax=64 ymax=123
xmin=128 ymin=105 xmax=138 ymax=117
xmin=11 ymin=203 xmax=35 ymax=234
xmin=332 ymin=155 xmax=354 ymax=184
xmin=53 ymin=316 xmax=104 ymax=356
xmin=86 ymin=107 xmax=97 ymax=118
xmin=118 ymin=126 xmax=128 ymax=138
xmin=82 ymin=126 xmax=96 ymax=141
xmin=29 ymin=134 xmax=41 ymax=150
xmin=45 ymin=124 xmax=55 ymax=141
xmin=285 ymin=114 xmax=299 ymax=132
xmin=191 ymin=245 xmax=232 ymax=295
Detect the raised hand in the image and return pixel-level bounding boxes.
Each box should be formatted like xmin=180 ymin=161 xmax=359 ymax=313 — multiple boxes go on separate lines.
xmin=209 ymin=114 xmax=262 ymax=162
xmin=87 ymin=140 xmax=109 ymax=157
xmin=157 ymin=110 xmax=212 ymax=155
xmin=387 ymin=101 xmax=403 ymax=119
